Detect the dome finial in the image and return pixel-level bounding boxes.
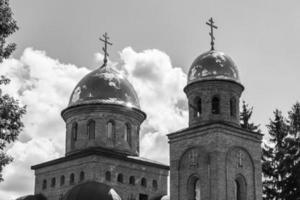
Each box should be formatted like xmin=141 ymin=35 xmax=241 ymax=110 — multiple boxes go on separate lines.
xmin=206 ymin=17 xmax=218 ymax=50
xmin=99 ymin=32 xmax=113 ymax=67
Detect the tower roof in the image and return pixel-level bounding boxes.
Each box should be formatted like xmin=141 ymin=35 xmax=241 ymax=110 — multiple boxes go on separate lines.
xmin=187 ymin=50 xmax=240 ymax=84
xmin=68 ymin=65 xmax=140 ymax=109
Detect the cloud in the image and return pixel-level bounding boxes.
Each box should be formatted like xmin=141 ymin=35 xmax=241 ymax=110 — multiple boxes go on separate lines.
xmin=0 ymin=48 xmax=90 ymax=199
xmin=120 ymin=47 xmax=188 ymax=163
xmin=0 ymin=47 xmax=188 ymax=199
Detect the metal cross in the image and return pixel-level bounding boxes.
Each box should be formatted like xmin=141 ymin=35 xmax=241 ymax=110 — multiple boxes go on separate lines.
xmin=237 ymin=151 xmax=243 ymax=168
xmin=99 ymin=32 xmax=113 ymax=66
xmin=206 ymin=17 xmax=218 ymax=50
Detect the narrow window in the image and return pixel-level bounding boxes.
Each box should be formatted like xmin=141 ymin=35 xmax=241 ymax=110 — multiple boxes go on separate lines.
xmin=234 ymin=175 xmax=247 ymax=200
xmin=212 ymin=96 xmax=220 ymax=114
xmin=125 ymin=123 xmax=132 ymax=146
xmin=80 ymin=171 xmax=85 ymax=182
xmin=60 ymin=175 xmax=65 ymax=186
xmin=188 ymin=176 xmax=201 ymax=200
xmin=70 ymin=173 xmax=75 ymax=185
xmin=194 ymin=179 xmax=201 ymax=200
xmin=72 ymin=122 xmax=78 ymax=141
xmin=42 ymin=180 xmax=47 ymax=190
xmin=51 ymin=177 xmax=56 ymax=188
xmin=141 ymin=177 xmax=147 ymax=187
xmin=117 ymin=173 xmax=124 ymax=183
xmin=230 ymin=97 xmax=237 ymax=117
xmin=137 ymin=126 xmax=140 ymax=153
xmin=107 ymin=120 xmax=115 ymax=140
xmin=152 ymin=180 xmax=158 ymax=190
xmin=129 ymin=176 xmax=135 ymax=185
xmin=87 ymin=120 xmax=95 ymax=140
xmin=105 ymin=171 xmax=111 ymax=181
xmin=194 ymin=97 xmax=202 ymax=117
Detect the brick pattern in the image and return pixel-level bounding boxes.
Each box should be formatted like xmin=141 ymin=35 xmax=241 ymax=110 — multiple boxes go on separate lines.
xmin=169 ymin=79 xmax=262 ymax=200
xmin=184 ymin=80 xmax=244 ymax=127
xmin=34 ymin=155 xmax=168 ymax=200
xmin=61 ymin=104 xmax=146 ymax=156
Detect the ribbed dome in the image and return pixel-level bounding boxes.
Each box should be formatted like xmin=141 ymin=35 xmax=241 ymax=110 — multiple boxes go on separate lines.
xmin=69 ymin=66 xmax=140 ymax=109
xmin=188 ymin=50 xmax=240 ymax=84
xmin=63 ymin=181 xmax=121 ymax=200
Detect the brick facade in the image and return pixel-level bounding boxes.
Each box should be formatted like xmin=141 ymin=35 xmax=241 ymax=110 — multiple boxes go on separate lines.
xmin=168 ymin=79 xmax=262 ymax=200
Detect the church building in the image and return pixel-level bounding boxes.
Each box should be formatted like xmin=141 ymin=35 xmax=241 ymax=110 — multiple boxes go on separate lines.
xmin=30 ymin=19 xmax=262 ymax=200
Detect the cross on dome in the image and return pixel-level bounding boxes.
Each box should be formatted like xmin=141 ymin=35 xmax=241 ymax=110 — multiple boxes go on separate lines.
xmin=206 ymin=17 xmax=218 ymax=50
xmin=99 ymin=32 xmax=113 ymax=66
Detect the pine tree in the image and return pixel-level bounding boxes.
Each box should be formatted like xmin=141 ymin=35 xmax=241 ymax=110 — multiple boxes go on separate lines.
xmin=262 ymin=110 xmax=289 ymax=200
xmin=240 ymin=100 xmax=260 ymax=132
xmin=284 ymin=102 xmax=300 ymax=199
xmin=0 ymin=0 xmax=26 ymax=182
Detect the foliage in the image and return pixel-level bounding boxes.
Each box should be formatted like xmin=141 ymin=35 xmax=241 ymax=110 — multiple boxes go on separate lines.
xmin=0 ymin=0 xmax=18 ymax=62
xmin=240 ymin=100 xmax=260 ymax=132
xmin=262 ymin=110 xmax=289 ymax=200
xmin=284 ymin=102 xmax=300 ymax=199
xmin=262 ymin=103 xmax=300 ymax=200
xmin=0 ymin=0 xmax=25 ymax=182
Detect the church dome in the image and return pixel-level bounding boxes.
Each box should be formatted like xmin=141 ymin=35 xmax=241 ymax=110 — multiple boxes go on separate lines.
xmin=63 ymin=181 xmax=122 ymax=200
xmin=68 ymin=66 xmax=140 ymax=109
xmin=187 ymin=50 xmax=240 ymax=84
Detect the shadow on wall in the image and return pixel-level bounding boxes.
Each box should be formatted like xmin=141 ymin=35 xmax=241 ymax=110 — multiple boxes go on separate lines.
xmin=18 ymin=194 xmax=47 ymax=200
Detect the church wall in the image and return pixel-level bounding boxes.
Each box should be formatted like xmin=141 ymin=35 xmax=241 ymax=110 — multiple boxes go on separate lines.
xmin=184 ymin=81 xmax=243 ymax=127
xmin=34 ymin=154 xmax=168 ymax=200
xmin=64 ymin=105 xmax=144 ymax=156
xmin=169 ymin=125 xmax=262 ymax=200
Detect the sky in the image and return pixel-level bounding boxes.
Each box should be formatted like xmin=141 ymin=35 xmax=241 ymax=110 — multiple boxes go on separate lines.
xmin=1 ymin=0 xmax=300 ymax=199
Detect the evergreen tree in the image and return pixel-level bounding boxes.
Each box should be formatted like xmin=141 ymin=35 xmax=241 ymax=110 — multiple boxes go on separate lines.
xmin=0 ymin=0 xmax=26 ymax=182
xmin=262 ymin=110 xmax=289 ymax=200
xmin=240 ymin=100 xmax=260 ymax=132
xmin=284 ymin=102 xmax=300 ymax=199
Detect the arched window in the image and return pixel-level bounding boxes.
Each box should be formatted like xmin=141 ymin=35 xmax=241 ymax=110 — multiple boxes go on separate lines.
xmin=105 ymin=171 xmax=111 ymax=181
xmin=72 ymin=122 xmax=78 ymax=141
xmin=117 ymin=173 xmax=123 ymax=183
xmin=152 ymin=180 xmax=158 ymax=190
xmin=79 ymin=171 xmax=85 ymax=182
xmin=230 ymin=97 xmax=237 ymax=117
xmin=60 ymin=175 xmax=65 ymax=186
xmin=212 ymin=96 xmax=220 ymax=114
xmin=42 ymin=179 xmax=47 ymax=190
xmin=69 ymin=173 xmax=75 ymax=185
xmin=107 ymin=120 xmax=115 ymax=140
xmin=188 ymin=176 xmax=201 ymax=200
xmin=234 ymin=175 xmax=247 ymax=200
xmin=125 ymin=123 xmax=132 ymax=146
xmin=51 ymin=177 xmax=56 ymax=187
xmin=129 ymin=176 xmax=135 ymax=185
xmin=87 ymin=120 xmax=95 ymax=140
xmin=194 ymin=97 xmax=202 ymax=117
xmin=194 ymin=179 xmax=201 ymax=200
xmin=141 ymin=177 xmax=147 ymax=187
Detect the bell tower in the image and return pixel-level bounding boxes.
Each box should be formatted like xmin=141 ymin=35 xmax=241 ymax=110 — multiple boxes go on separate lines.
xmin=168 ymin=18 xmax=262 ymax=200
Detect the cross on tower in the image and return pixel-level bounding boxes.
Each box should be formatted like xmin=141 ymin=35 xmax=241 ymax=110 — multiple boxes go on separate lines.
xmin=206 ymin=17 xmax=218 ymax=50
xmin=99 ymin=32 xmax=113 ymax=66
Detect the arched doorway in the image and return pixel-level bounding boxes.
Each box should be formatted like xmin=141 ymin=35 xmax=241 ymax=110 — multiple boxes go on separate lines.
xmin=188 ymin=176 xmax=201 ymax=200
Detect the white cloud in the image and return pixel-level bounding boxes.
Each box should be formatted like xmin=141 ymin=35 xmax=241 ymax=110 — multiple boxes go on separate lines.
xmin=0 ymin=48 xmax=91 ymax=199
xmin=0 ymin=47 xmax=188 ymax=199
xmin=120 ymin=47 xmax=188 ymax=163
